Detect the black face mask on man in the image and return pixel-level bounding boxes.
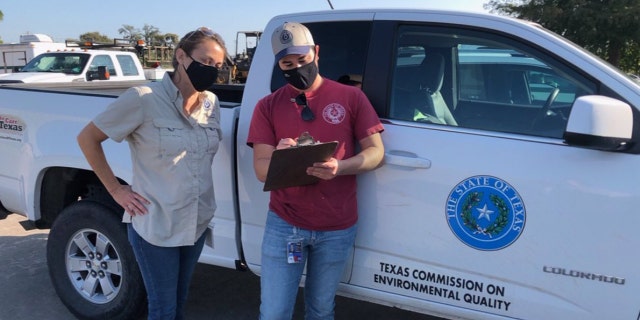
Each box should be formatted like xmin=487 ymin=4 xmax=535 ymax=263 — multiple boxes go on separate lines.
xmin=184 ymin=53 xmax=219 ymax=92
xmin=282 ymin=60 xmax=318 ymax=90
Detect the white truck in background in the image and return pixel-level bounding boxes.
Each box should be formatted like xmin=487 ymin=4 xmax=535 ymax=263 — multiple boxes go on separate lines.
xmin=0 ymin=33 xmax=68 ymax=73
xmin=0 ymin=49 xmax=148 ymax=83
xmin=1 ymin=8 xmax=640 ymax=320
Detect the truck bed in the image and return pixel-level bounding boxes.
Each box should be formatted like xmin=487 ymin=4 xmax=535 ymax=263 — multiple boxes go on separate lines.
xmin=0 ymin=81 xmax=151 ymax=96
xmin=0 ymin=81 xmax=246 ymax=102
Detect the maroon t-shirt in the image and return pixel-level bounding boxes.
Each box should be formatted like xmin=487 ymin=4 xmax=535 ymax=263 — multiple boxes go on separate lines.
xmin=247 ymin=79 xmax=384 ymax=230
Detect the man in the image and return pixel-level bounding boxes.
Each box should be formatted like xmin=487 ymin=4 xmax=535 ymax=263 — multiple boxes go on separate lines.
xmin=247 ymin=22 xmax=385 ymax=320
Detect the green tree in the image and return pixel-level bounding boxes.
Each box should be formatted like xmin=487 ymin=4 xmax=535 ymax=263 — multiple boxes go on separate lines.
xmin=118 ymin=24 xmax=141 ymax=40
xmin=621 ymin=40 xmax=640 ymax=74
xmin=485 ymin=0 xmax=640 ymax=73
xmin=141 ymin=24 xmax=160 ymax=45
xmin=79 ymin=32 xmax=112 ymax=43
xmin=0 ymin=10 xmax=4 ymax=44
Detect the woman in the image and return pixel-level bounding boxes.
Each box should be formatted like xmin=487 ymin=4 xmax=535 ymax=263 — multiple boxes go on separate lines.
xmin=77 ymin=27 xmax=226 ymax=320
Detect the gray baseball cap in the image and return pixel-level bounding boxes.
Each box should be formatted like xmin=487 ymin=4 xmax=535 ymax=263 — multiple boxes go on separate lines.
xmin=271 ymin=22 xmax=315 ymax=61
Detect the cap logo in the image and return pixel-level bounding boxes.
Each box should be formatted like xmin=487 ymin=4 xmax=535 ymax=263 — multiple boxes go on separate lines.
xmin=280 ymin=30 xmax=293 ymax=44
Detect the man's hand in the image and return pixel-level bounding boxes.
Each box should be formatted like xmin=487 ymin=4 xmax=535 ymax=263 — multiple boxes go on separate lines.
xmin=307 ymin=158 xmax=339 ymax=180
xmin=277 ymin=138 xmax=296 ymax=149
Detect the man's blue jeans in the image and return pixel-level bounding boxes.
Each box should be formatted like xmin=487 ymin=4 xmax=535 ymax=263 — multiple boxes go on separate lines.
xmin=259 ymin=210 xmax=357 ymax=320
xmin=127 ymin=224 xmax=206 ymax=320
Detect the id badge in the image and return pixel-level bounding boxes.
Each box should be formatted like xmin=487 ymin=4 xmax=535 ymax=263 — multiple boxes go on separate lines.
xmin=287 ymin=236 xmax=303 ymax=264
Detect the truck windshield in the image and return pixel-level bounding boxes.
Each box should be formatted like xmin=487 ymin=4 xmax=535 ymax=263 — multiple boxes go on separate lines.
xmin=20 ymin=52 xmax=90 ymax=75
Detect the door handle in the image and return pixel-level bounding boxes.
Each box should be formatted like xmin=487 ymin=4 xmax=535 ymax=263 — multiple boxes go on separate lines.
xmin=384 ymin=151 xmax=431 ymax=169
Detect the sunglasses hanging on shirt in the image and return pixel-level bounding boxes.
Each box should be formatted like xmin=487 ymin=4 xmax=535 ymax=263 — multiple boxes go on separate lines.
xmin=294 ymin=93 xmax=315 ymax=122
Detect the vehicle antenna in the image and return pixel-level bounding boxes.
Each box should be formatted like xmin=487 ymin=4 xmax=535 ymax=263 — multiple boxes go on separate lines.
xmin=327 ymin=0 xmax=334 ymax=9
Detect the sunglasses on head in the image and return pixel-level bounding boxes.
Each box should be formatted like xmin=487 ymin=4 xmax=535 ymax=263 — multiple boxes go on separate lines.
xmin=190 ymin=27 xmax=216 ymax=38
xmin=295 ymin=93 xmax=315 ymax=122
xmin=181 ymin=27 xmax=217 ymax=48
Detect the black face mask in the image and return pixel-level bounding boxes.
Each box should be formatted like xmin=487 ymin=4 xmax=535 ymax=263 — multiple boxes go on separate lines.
xmin=184 ymin=56 xmax=219 ymax=92
xmin=282 ymin=61 xmax=318 ymax=90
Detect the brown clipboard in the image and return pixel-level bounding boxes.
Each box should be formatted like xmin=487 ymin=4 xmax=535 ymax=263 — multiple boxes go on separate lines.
xmin=263 ymin=141 xmax=338 ymax=191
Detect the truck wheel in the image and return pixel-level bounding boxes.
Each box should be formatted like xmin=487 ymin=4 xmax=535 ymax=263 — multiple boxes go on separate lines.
xmin=47 ymin=200 xmax=146 ymax=320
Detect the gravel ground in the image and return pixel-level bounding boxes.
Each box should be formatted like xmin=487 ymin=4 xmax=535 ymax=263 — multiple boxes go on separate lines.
xmin=0 ymin=211 xmax=442 ymax=320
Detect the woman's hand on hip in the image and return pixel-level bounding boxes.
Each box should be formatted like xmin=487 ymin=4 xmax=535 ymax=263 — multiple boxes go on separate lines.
xmin=111 ymin=185 xmax=151 ymax=216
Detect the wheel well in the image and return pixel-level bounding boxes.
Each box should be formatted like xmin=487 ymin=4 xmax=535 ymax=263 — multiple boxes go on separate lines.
xmin=39 ymin=167 xmax=125 ymax=228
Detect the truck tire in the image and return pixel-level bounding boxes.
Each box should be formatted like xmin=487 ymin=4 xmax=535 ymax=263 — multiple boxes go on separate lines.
xmin=47 ymin=200 xmax=147 ymax=320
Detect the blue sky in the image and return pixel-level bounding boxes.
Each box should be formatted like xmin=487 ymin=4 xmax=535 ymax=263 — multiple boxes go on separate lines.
xmin=0 ymin=0 xmax=489 ymax=53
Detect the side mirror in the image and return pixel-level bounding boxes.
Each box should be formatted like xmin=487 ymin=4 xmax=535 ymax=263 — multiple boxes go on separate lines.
xmin=86 ymin=66 xmax=110 ymax=81
xmin=563 ymin=95 xmax=633 ymax=151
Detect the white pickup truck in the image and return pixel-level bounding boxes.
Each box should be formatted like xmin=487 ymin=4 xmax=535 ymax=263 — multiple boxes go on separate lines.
xmin=0 ymin=49 xmax=147 ymax=83
xmin=0 ymin=8 xmax=639 ymax=320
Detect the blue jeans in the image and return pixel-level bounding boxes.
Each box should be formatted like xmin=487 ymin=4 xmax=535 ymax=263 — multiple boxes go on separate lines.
xmin=259 ymin=211 xmax=357 ymax=320
xmin=127 ymin=224 xmax=206 ymax=320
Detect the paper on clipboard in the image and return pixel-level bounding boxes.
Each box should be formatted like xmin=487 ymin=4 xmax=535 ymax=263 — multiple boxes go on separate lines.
xmin=263 ymin=141 xmax=338 ymax=191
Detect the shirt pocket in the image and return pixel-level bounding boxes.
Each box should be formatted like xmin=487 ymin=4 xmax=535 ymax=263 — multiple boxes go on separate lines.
xmin=200 ymin=122 xmax=221 ymax=154
xmin=153 ymin=119 xmax=186 ymax=157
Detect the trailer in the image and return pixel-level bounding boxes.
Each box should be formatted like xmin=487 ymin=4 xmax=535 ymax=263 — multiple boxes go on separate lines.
xmin=0 ymin=34 xmax=68 ymax=73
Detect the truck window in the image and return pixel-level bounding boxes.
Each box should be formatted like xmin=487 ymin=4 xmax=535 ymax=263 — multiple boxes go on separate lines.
xmin=116 ymin=55 xmax=140 ymax=76
xmin=60 ymin=56 xmax=83 ymax=74
xmin=19 ymin=52 xmax=89 ymax=75
xmin=270 ymin=21 xmax=372 ymax=92
xmin=89 ymin=55 xmax=117 ymax=76
xmin=388 ymin=25 xmax=597 ymax=139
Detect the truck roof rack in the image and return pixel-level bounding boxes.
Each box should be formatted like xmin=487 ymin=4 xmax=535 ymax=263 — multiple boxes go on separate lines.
xmin=64 ymin=38 xmax=141 ymax=51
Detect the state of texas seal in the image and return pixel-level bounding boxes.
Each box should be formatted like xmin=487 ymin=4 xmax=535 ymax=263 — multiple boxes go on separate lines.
xmin=446 ymin=175 xmax=525 ymax=251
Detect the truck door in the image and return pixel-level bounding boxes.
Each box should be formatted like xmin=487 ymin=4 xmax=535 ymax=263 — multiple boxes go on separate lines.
xmin=350 ymin=20 xmax=640 ymax=319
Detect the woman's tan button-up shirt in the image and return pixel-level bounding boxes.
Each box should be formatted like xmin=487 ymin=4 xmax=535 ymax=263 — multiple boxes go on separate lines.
xmin=93 ymin=73 xmax=221 ymax=246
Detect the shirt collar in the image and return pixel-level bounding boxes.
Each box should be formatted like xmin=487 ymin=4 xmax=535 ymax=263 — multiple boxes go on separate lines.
xmin=160 ymin=72 xmax=180 ymax=102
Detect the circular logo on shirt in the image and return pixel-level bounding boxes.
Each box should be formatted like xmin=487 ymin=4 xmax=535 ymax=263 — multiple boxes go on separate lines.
xmin=446 ymin=175 xmax=526 ymax=251
xmin=204 ymin=99 xmax=212 ymax=111
xmin=322 ymin=103 xmax=346 ymax=124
